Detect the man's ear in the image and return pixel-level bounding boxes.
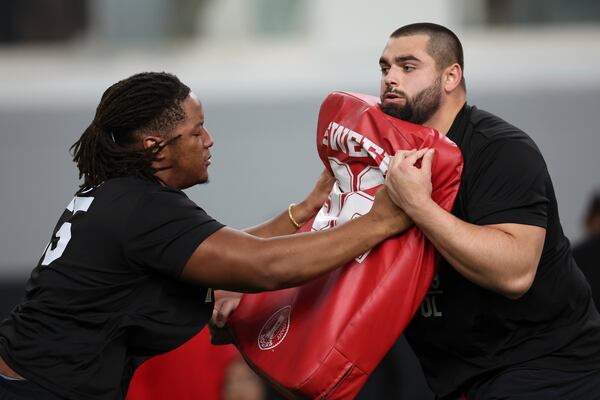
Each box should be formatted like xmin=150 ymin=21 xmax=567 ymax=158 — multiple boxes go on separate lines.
xmin=142 ymin=135 xmax=161 ymax=151
xmin=443 ymin=63 xmax=463 ymax=93
xmin=142 ymin=135 xmax=169 ymax=163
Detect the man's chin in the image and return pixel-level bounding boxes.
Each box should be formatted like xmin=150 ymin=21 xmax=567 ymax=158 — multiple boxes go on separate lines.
xmin=380 ymin=103 xmax=412 ymax=122
xmin=186 ymin=177 xmax=209 ymax=188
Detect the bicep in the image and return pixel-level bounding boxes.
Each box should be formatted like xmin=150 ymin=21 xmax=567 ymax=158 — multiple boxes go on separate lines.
xmin=487 ymin=222 xmax=546 ymax=269
xmin=466 ymin=140 xmax=549 ymax=227
xmin=181 ymin=227 xmax=269 ymax=292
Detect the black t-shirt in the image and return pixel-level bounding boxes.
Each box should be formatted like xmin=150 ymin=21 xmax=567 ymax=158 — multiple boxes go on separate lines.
xmin=405 ymin=105 xmax=600 ymax=397
xmin=0 ymin=177 xmax=224 ymax=400
xmin=573 ymin=233 xmax=600 ymax=312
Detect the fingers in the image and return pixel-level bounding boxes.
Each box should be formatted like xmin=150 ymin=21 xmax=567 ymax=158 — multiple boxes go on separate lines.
xmin=404 ymin=148 xmax=429 ymax=166
xmin=390 ymin=147 xmax=435 ymax=170
xmin=210 ymin=307 xmax=221 ymax=326
xmin=213 ymin=308 xmax=228 ymax=328
xmin=213 ymin=306 xmax=228 ymax=328
xmin=316 ymin=168 xmax=334 ymax=183
xmin=319 ymin=169 xmax=335 ymax=188
xmin=421 ymin=148 xmax=435 ymax=176
xmin=389 ymin=149 xmax=417 ymax=171
xmin=385 ymin=147 xmax=435 ymax=212
xmin=212 ymin=297 xmax=242 ymax=328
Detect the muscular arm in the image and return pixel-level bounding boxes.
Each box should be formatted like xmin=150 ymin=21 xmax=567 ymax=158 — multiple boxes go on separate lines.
xmin=386 ymin=149 xmax=545 ymax=299
xmin=403 ymin=197 xmax=544 ymax=298
xmin=183 ymin=187 xmax=412 ymax=292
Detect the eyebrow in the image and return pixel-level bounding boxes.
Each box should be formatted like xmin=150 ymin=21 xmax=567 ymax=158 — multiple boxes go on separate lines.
xmin=379 ymin=55 xmax=422 ymax=65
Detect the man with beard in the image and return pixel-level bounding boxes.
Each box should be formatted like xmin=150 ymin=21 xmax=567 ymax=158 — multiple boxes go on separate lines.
xmin=380 ymin=23 xmax=600 ymax=399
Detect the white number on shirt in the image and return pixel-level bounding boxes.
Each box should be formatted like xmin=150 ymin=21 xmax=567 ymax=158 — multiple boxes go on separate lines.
xmin=41 ymin=196 xmax=94 ymax=266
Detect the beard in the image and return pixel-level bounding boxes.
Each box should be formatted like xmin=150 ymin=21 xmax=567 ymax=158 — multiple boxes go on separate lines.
xmin=380 ymin=76 xmax=442 ymax=125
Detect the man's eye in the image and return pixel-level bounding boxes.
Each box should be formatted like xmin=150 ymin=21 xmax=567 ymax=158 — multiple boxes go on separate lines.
xmin=380 ymin=66 xmax=390 ymax=74
xmin=403 ymin=65 xmax=416 ymax=72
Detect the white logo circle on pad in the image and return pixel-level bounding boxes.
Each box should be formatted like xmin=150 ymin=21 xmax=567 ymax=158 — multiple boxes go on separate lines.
xmin=258 ymin=306 xmax=291 ymax=350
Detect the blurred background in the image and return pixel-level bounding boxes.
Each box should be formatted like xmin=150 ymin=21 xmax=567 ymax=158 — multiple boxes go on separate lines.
xmin=0 ymin=0 xmax=599 ymax=398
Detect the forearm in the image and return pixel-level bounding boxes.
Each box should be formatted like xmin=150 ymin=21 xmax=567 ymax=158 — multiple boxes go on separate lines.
xmin=245 ymin=201 xmax=317 ymax=238
xmin=257 ymin=211 xmax=408 ymax=289
xmin=407 ymin=199 xmax=539 ymax=299
xmin=184 ymin=206 xmax=411 ymax=293
xmin=183 ymin=186 xmax=412 ymax=292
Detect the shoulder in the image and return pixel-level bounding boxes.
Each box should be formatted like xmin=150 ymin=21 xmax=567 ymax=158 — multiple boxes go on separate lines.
xmin=466 ymin=106 xmax=544 ymax=164
xmin=85 ymin=177 xmax=198 ymax=217
xmin=97 ymin=177 xmax=189 ymax=200
xmin=91 ymin=176 xmax=158 ymax=195
xmin=469 ymin=106 xmax=532 ymax=143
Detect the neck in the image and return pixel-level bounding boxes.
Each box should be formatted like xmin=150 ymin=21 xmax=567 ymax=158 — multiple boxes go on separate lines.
xmin=153 ymin=169 xmax=176 ymax=188
xmin=423 ymin=92 xmax=466 ymax=136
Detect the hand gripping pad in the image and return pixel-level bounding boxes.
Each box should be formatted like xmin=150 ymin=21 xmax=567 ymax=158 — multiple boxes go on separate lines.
xmin=227 ymin=92 xmax=463 ymax=399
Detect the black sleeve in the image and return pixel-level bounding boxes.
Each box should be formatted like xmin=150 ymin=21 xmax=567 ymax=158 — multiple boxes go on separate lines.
xmin=124 ymin=187 xmax=225 ymax=278
xmin=464 ymin=138 xmax=549 ymax=227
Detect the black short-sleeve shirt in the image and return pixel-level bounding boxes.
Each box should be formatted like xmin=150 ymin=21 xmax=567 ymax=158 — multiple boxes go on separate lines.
xmin=405 ymin=105 xmax=600 ymax=398
xmin=0 ymin=177 xmax=224 ymax=400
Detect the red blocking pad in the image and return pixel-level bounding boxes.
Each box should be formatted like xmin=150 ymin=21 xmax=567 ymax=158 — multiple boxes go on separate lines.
xmin=227 ymin=92 xmax=463 ymax=399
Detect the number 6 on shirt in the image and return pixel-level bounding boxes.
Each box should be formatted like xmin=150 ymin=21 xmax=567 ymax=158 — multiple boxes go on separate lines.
xmin=41 ymin=196 xmax=94 ymax=266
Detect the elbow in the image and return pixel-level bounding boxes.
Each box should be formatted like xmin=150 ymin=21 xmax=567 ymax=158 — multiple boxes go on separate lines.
xmin=257 ymin=266 xmax=281 ymax=292
xmin=502 ymin=283 xmax=530 ymax=300
xmin=254 ymin=256 xmax=296 ymax=292
xmin=500 ymin=268 xmax=537 ymax=300
xmin=241 ymin=238 xmax=301 ymax=292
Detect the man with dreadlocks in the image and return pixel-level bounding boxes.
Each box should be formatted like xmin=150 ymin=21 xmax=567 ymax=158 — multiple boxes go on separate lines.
xmin=0 ymin=72 xmax=414 ymax=400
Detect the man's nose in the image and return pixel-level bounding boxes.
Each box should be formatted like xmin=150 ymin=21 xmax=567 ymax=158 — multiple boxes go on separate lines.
xmin=383 ymin=66 xmax=400 ymax=87
xmin=203 ymin=130 xmax=214 ymax=147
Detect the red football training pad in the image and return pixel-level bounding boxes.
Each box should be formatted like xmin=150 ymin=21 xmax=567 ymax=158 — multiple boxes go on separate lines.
xmin=227 ymin=92 xmax=463 ymax=399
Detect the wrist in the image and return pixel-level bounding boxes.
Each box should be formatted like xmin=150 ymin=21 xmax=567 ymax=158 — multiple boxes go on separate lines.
xmin=288 ymin=203 xmax=302 ymax=229
xmin=404 ymin=197 xmax=438 ymax=225
xmin=291 ymin=200 xmax=321 ymax=227
xmin=364 ymin=207 xmax=397 ymax=237
xmin=301 ymin=196 xmax=324 ymax=216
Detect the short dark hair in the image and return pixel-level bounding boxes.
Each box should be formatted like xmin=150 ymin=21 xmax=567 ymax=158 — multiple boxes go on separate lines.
xmin=71 ymin=72 xmax=191 ymax=192
xmin=390 ymin=23 xmax=465 ymax=89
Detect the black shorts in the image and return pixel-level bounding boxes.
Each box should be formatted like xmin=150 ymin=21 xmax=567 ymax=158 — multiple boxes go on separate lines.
xmin=464 ymin=366 xmax=600 ymax=400
xmin=0 ymin=375 xmax=63 ymax=400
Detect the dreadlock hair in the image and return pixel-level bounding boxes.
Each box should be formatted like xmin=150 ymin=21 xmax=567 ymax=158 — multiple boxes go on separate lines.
xmin=71 ymin=72 xmax=191 ymax=193
xmin=390 ymin=23 xmax=466 ymax=91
